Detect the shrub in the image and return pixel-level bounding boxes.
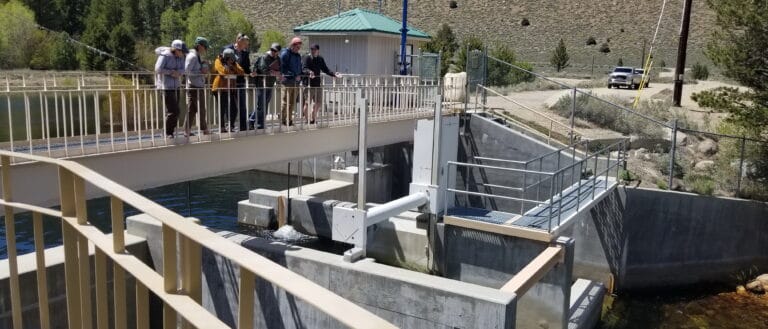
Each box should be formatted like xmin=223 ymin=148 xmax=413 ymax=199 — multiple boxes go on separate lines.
xmin=656 ymin=154 xmax=684 ymax=179
xmin=549 ymin=94 xmax=666 ymax=138
xmin=617 ymin=58 xmax=623 ymax=66
xmin=586 ymin=37 xmax=597 ymax=46
xmin=259 ymin=30 xmax=286 ymax=53
xmin=684 ymin=174 xmax=715 ymax=195
xmin=659 ymin=60 xmax=666 ymax=67
xmin=599 ymin=43 xmax=611 ymax=53
xmin=449 ymin=1 xmax=458 ymax=9
xmin=692 ymin=62 xmax=709 ymax=80
xmin=521 ymin=18 xmax=530 ymax=26
xmin=655 ymin=178 xmax=669 ymax=190
xmin=619 ymin=169 xmax=638 ymax=183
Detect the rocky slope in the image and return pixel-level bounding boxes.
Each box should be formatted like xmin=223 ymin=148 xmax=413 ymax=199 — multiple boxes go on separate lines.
xmin=226 ymin=0 xmax=715 ymax=68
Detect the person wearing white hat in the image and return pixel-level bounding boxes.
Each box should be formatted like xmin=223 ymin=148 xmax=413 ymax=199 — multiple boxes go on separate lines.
xmin=155 ymin=39 xmax=187 ymax=138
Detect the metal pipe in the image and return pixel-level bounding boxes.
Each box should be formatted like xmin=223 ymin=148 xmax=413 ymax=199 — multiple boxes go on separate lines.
xmin=367 ymin=192 xmax=428 ymax=225
xmin=430 ymin=94 xmax=443 ymax=185
xmin=357 ymin=91 xmax=367 ymax=210
xmin=668 ymin=119 xmax=678 ymax=190
xmin=737 ymin=137 xmax=746 ymax=197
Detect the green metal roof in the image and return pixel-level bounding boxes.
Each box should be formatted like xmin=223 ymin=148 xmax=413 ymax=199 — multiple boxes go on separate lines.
xmin=294 ymin=8 xmax=431 ymax=39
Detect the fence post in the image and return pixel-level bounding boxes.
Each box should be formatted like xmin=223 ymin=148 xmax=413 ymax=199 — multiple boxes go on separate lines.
xmin=570 ymin=88 xmax=576 ymax=144
xmin=668 ymin=119 xmax=678 ymax=190
xmin=737 ymin=136 xmax=746 ymax=197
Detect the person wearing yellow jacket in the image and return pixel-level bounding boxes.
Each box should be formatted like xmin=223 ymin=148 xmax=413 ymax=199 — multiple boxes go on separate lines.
xmin=212 ymin=48 xmax=245 ymax=132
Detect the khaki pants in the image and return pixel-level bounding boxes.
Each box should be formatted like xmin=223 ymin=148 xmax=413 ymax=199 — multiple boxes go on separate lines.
xmin=280 ymin=85 xmax=299 ymax=125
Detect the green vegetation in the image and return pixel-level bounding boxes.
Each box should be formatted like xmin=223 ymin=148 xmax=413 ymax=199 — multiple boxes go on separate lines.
xmin=258 ymin=30 xmax=286 ymax=53
xmin=684 ymin=174 xmax=715 ymax=195
xmin=692 ymin=62 xmax=709 ymax=80
xmin=619 ymin=169 xmax=638 ymax=183
xmin=422 ymin=23 xmax=459 ymax=76
xmin=691 ymin=0 xmax=768 ymax=200
xmin=656 ymin=154 xmax=684 ymax=179
xmin=486 ymin=44 xmax=535 ymax=87
xmin=549 ymin=94 xmax=666 ymax=138
xmin=586 ymin=37 xmax=596 ymax=46
xmin=0 ymin=1 xmax=40 ymax=69
xmin=454 ymin=35 xmax=483 ymax=73
xmin=0 ymin=0 xmax=255 ymax=71
xmin=550 ymin=39 xmax=570 ymax=72
xmin=599 ymin=43 xmax=611 ymax=54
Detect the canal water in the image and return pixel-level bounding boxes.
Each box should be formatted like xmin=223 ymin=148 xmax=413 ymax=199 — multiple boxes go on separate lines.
xmin=0 ymin=169 xmax=315 ymax=259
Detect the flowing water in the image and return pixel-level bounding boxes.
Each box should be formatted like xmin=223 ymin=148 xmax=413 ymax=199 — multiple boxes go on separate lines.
xmin=0 ymin=169 xmax=320 ymax=259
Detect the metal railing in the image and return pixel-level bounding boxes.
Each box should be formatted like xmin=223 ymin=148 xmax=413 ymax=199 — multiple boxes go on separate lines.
xmin=1 ymin=74 xmax=438 ymax=162
xmin=445 ymin=139 xmax=627 ymax=232
xmin=0 ymin=150 xmax=396 ymax=329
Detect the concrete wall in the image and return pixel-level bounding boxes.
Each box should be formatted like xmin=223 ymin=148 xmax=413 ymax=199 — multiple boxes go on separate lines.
xmin=620 ymin=188 xmax=768 ymax=289
xmin=560 ymin=186 xmax=768 ymax=291
xmin=455 ymin=114 xmax=578 ymax=214
xmin=127 ymin=215 xmax=517 ymax=328
xmin=0 ymin=234 xmax=149 ymax=329
xmin=438 ymin=223 xmax=574 ymax=329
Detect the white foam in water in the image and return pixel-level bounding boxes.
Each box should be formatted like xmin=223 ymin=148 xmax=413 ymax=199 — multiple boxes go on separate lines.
xmin=273 ymin=225 xmax=307 ymax=241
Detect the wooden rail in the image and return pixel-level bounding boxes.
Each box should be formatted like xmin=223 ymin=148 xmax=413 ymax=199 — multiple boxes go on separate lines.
xmin=0 ymin=150 xmax=396 ymax=329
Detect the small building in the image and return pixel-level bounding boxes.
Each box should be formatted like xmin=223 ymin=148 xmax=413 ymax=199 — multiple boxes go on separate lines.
xmin=294 ymin=8 xmax=431 ymax=76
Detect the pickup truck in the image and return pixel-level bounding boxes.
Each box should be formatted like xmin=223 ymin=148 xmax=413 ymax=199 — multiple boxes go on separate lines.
xmin=607 ymin=67 xmax=649 ymax=89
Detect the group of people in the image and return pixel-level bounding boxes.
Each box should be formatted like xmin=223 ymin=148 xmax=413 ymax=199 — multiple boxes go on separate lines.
xmin=155 ymin=34 xmax=339 ymax=138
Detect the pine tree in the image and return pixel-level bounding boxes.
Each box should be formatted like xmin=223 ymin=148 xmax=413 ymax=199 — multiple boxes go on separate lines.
xmin=550 ymin=39 xmax=570 ymax=72
xmin=422 ymin=23 xmax=459 ymax=75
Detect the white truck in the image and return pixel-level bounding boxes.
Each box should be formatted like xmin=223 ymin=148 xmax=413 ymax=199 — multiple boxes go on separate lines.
xmin=607 ymin=67 xmax=649 ymax=89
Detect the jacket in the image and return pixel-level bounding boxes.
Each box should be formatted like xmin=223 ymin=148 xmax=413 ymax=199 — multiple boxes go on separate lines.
xmin=252 ymin=51 xmax=281 ymax=87
xmin=224 ymin=44 xmax=250 ymax=86
xmin=302 ymin=54 xmax=335 ymax=87
xmin=185 ymin=49 xmax=207 ymax=88
xmin=154 ymin=47 xmax=185 ymax=90
xmin=212 ymin=56 xmax=245 ymax=92
xmin=279 ymin=48 xmax=303 ymax=85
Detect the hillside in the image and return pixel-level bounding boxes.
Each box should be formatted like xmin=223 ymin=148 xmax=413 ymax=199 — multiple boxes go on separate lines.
xmin=226 ymin=0 xmax=715 ymax=69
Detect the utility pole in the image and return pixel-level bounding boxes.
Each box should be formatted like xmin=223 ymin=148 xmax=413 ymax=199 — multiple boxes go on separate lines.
xmin=640 ymin=39 xmax=647 ymax=68
xmin=673 ymin=0 xmax=693 ymax=107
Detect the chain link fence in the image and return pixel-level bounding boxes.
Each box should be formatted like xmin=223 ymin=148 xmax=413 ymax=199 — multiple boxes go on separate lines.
xmin=466 ymin=51 xmax=768 ymax=202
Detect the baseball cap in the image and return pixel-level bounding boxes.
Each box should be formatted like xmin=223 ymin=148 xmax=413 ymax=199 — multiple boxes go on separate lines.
xmin=171 ymin=39 xmax=188 ymax=53
xmin=270 ymin=43 xmax=282 ymax=52
xmin=222 ymin=48 xmax=236 ymax=60
xmin=194 ymin=37 xmax=209 ymax=49
xmin=290 ymin=37 xmax=302 ymax=45
xmin=310 ymin=44 xmax=320 ymax=50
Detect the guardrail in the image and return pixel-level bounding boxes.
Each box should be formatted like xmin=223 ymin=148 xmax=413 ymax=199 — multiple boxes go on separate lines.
xmin=445 ymin=139 xmax=627 ymax=232
xmin=475 ymin=84 xmax=587 ymax=146
xmin=0 ymin=150 xmax=396 ymax=328
xmin=1 ymin=76 xmax=438 ymax=162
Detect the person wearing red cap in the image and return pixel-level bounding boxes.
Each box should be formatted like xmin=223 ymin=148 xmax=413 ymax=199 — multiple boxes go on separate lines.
xmin=302 ymin=43 xmax=339 ymax=124
xmin=279 ymin=37 xmax=304 ymax=126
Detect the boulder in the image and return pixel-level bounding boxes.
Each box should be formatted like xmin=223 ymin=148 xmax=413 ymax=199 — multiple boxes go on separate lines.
xmin=746 ymin=274 xmax=768 ymax=294
xmin=665 ymin=130 xmax=688 ymax=147
xmin=633 ymin=148 xmax=648 ymax=158
xmin=697 ymin=139 xmax=718 ymax=156
xmin=694 ymin=160 xmax=715 ymax=171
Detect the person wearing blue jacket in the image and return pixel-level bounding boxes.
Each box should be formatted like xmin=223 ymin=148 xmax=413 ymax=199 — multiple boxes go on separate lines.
xmin=279 ymin=37 xmax=305 ymax=126
xmin=155 ymin=39 xmax=187 ymax=138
